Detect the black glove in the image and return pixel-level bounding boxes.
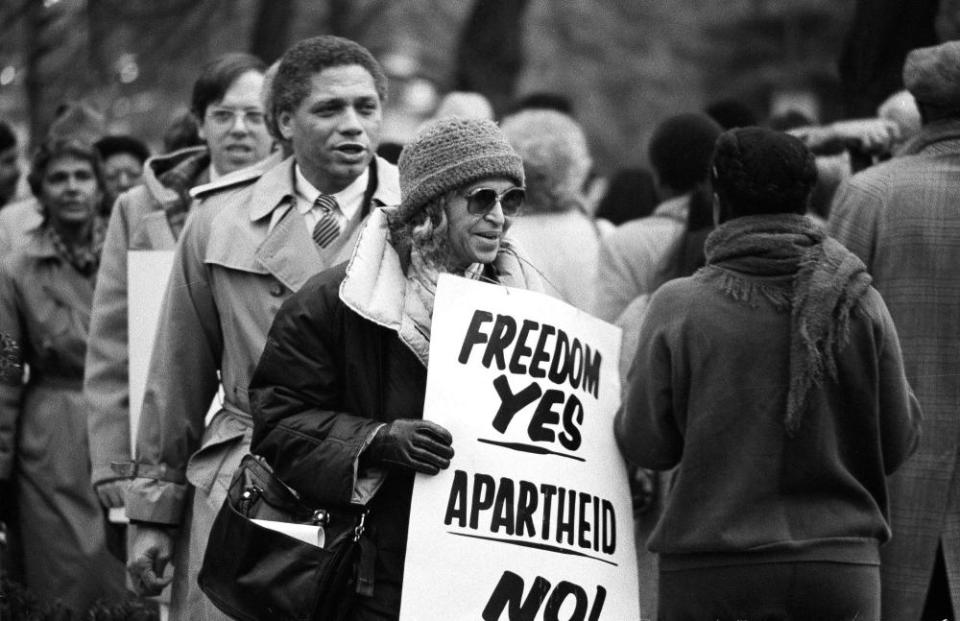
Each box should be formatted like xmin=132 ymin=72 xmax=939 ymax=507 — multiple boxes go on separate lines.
xmin=365 ymin=419 xmax=454 ymax=475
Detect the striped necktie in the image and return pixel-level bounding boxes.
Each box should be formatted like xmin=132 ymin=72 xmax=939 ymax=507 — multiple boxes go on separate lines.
xmin=311 ymin=194 xmax=341 ymax=249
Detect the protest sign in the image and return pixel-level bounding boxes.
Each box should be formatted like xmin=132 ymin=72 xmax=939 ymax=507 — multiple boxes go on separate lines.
xmin=128 ymin=250 xmax=224 ymax=459
xmin=127 ymin=250 xmax=175 ymax=455
xmin=401 ymin=275 xmax=640 ymax=621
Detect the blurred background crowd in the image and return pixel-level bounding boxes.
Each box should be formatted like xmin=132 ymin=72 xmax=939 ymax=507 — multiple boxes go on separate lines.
xmin=0 ymin=0 xmax=956 ymax=180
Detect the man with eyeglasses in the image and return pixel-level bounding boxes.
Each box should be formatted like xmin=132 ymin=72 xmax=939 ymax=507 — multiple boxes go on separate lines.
xmin=118 ymin=36 xmax=399 ymax=620
xmin=82 ymin=51 xmax=274 ymax=614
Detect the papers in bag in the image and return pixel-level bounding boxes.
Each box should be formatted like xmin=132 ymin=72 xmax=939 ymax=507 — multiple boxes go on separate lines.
xmin=251 ymin=519 xmax=326 ymax=548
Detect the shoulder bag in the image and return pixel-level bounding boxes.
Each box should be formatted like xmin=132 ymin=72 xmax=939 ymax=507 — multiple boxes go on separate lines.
xmin=198 ymin=453 xmax=374 ymax=621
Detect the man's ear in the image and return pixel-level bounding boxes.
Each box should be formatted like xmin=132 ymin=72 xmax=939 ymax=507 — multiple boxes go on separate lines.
xmin=195 ymin=114 xmax=206 ymax=143
xmin=277 ymin=110 xmax=295 ymax=142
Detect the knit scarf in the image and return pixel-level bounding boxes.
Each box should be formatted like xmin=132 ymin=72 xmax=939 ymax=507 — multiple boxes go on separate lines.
xmin=700 ymin=214 xmax=872 ymax=435
xmin=42 ymin=215 xmax=108 ymax=277
xmin=158 ymin=149 xmax=211 ymax=238
xmin=404 ymin=243 xmax=483 ymax=359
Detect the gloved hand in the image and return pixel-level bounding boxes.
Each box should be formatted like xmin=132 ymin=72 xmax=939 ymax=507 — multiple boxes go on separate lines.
xmin=127 ymin=524 xmax=175 ymax=596
xmin=365 ymin=419 xmax=454 ymax=475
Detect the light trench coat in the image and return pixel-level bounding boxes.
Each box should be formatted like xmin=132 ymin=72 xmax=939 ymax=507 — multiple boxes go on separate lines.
xmin=0 ymin=217 xmax=126 ymax=613
xmin=123 ymin=156 xmax=399 ymax=620
xmin=84 ymin=146 xmax=213 ymax=487
xmin=84 ymin=148 xmax=286 ymax=489
xmin=0 ymin=198 xmax=42 ymax=257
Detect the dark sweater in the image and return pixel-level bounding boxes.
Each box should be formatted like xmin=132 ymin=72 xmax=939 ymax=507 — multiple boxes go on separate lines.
xmin=615 ymin=267 xmax=920 ymax=570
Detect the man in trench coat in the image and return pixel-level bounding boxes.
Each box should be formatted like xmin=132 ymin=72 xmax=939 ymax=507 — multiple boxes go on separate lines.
xmin=83 ymin=52 xmax=274 ymax=517
xmin=120 ymin=36 xmax=399 ymax=620
xmin=829 ymin=41 xmax=960 ymax=620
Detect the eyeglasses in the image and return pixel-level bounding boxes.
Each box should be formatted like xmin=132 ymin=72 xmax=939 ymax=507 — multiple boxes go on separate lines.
xmin=463 ymin=186 xmax=525 ymax=216
xmin=206 ymin=107 xmax=266 ymax=127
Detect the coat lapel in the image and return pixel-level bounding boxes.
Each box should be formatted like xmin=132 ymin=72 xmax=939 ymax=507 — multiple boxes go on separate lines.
xmin=255 ymin=206 xmax=324 ymax=291
xmin=24 ymin=232 xmax=95 ymax=321
xmin=40 ymin=274 xmax=93 ymax=324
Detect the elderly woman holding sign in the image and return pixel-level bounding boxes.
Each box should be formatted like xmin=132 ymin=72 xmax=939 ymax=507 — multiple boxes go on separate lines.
xmin=248 ymin=117 xmax=543 ymax=618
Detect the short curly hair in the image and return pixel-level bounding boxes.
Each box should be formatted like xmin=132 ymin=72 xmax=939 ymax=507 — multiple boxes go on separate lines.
xmin=648 ymin=113 xmax=723 ymax=194
xmin=272 ymin=36 xmax=387 ymax=120
xmin=711 ymin=127 xmax=817 ymax=218
xmin=500 ymin=109 xmax=591 ymax=214
xmin=28 ymin=137 xmax=105 ymax=200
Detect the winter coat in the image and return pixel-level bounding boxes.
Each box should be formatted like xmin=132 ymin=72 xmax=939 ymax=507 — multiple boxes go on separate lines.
xmin=593 ymin=194 xmax=688 ymax=323
xmin=83 ymin=147 xmax=283 ymax=488
xmin=0 ymin=225 xmax=125 ymax=613
xmin=615 ymin=235 xmax=920 ymax=571
xmin=122 ymin=155 xmax=399 ymax=620
xmin=249 ymin=208 xmax=544 ymax=615
xmin=507 ymin=209 xmax=601 ymax=311
xmin=829 ymin=118 xmax=960 ymax=620
xmin=84 ymin=146 xmax=210 ymax=486
xmin=0 ymin=198 xmax=42 ymax=257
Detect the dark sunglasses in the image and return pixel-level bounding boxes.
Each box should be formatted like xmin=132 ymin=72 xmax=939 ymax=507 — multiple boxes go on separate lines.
xmin=463 ymin=186 xmax=526 ymax=216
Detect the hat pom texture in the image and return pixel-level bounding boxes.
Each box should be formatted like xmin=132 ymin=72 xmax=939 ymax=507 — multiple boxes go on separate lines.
xmin=397 ymin=117 xmax=525 ymax=222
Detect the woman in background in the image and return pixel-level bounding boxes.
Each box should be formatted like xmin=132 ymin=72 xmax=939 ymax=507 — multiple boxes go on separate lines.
xmin=0 ymin=138 xmax=125 ymax=613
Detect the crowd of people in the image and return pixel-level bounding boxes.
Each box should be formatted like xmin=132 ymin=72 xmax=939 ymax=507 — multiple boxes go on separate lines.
xmin=0 ymin=30 xmax=957 ymax=621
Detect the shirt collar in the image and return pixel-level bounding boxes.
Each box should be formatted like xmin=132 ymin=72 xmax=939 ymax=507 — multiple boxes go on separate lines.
xmin=294 ymin=164 xmax=369 ymax=217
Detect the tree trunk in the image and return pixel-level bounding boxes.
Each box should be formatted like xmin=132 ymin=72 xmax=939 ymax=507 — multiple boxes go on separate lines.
xmin=25 ymin=0 xmax=47 ymax=149
xmin=838 ymin=0 xmax=939 ymax=117
xmin=455 ymin=0 xmax=531 ymax=116
xmin=250 ymin=0 xmax=297 ymax=63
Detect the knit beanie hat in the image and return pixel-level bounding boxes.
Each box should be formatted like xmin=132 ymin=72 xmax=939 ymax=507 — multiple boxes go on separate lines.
xmin=648 ymin=113 xmax=723 ymax=193
xmin=711 ymin=127 xmax=817 ymax=217
xmin=397 ymin=117 xmax=524 ymax=222
xmin=903 ymin=40 xmax=960 ymax=107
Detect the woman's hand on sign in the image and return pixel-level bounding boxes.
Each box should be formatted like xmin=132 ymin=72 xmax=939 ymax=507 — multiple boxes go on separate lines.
xmin=365 ymin=419 xmax=454 ymax=475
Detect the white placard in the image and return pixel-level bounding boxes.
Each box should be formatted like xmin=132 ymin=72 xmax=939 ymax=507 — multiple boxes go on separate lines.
xmin=401 ymin=275 xmax=641 ymax=621
xmin=128 ymin=250 xmax=176 ymax=454
xmin=127 ymin=250 xmax=223 ymax=456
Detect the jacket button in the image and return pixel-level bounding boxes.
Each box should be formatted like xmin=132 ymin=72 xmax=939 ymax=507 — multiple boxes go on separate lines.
xmin=269 ymin=282 xmax=285 ymax=297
